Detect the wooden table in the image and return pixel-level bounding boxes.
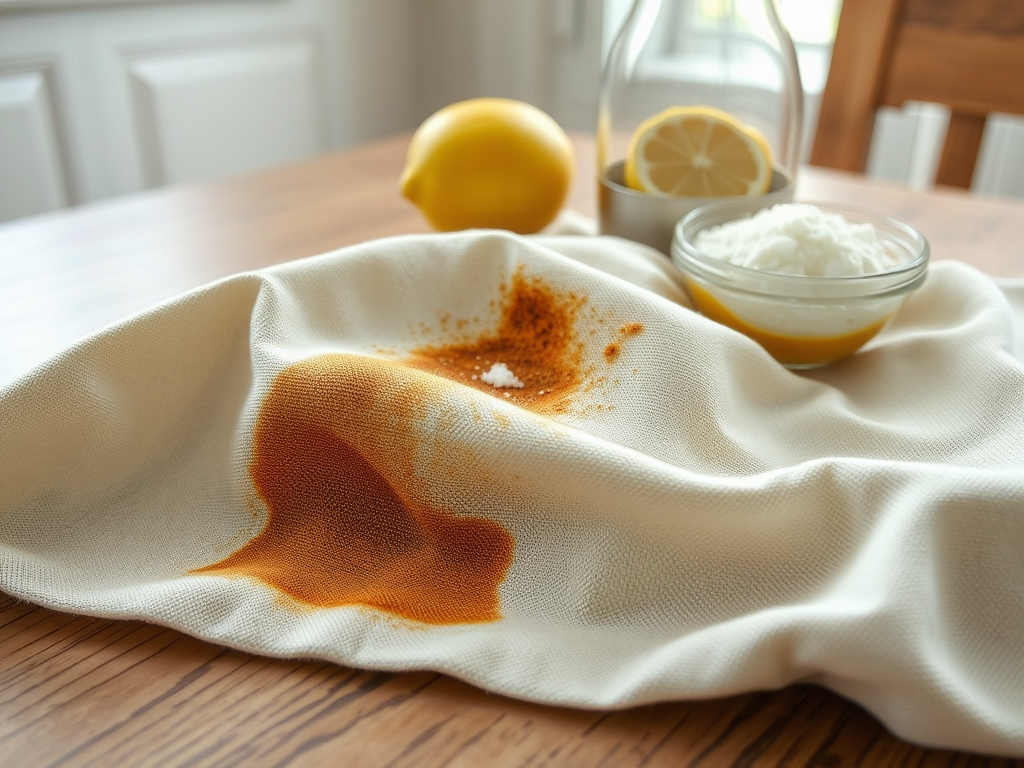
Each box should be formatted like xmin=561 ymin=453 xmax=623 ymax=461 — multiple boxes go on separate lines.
xmin=2 ymin=134 xmax=1022 ymax=767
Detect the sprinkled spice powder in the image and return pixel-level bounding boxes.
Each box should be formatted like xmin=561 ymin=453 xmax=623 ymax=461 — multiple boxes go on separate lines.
xmin=193 ymin=354 xmax=514 ymax=625
xmin=604 ymin=322 xmax=645 ymax=363
xmin=406 ymin=266 xmax=587 ymax=414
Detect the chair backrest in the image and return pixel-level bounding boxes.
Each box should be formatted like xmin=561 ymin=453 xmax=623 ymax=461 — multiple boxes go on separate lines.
xmin=810 ymin=0 xmax=1024 ymax=189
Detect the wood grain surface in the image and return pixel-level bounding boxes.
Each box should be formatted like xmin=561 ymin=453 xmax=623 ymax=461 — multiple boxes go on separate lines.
xmin=2 ymin=134 xmax=1023 ymax=767
xmin=811 ymin=0 xmax=1024 ymax=187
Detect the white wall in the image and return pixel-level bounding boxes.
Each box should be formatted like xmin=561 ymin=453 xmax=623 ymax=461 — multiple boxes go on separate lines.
xmin=338 ymin=0 xmax=420 ymax=143
xmin=411 ymin=0 xmax=601 ymax=131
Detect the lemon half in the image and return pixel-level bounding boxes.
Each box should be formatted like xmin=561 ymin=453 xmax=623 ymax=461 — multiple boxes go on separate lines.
xmin=624 ymin=106 xmax=773 ymax=197
xmin=400 ymin=98 xmax=574 ymax=234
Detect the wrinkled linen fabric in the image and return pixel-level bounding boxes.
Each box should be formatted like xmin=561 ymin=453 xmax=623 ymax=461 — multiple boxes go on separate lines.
xmin=1 ymin=230 xmax=1023 ymax=756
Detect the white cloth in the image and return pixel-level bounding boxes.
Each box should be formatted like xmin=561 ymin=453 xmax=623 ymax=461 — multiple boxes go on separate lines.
xmin=2 ymin=230 xmax=1023 ymax=756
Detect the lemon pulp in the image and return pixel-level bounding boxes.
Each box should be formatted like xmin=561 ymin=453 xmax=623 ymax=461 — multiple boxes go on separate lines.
xmin=625 ymin=106 xmax=772 ymax=197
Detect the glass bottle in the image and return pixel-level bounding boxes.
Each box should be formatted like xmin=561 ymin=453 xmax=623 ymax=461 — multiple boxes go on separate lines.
xmin=598 ymin=0 xmax=804 ymax=254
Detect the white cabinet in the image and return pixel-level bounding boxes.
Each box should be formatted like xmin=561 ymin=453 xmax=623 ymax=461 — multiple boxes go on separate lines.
xmin=0 ymin=63 xmax=71 ymax=219
xmin=0 ymin=0 xmax=417 ymax=223
xmin=125 ymin=36 xmax=325 ymax=187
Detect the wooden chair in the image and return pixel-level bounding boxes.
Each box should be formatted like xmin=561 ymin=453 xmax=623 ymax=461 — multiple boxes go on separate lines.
xmin=810 ymin=0 xmax=1024 ymax=189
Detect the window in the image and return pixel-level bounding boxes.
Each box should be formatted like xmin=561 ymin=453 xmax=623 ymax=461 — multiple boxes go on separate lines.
xmin=603 ymin=0 xmax=840 ymax=94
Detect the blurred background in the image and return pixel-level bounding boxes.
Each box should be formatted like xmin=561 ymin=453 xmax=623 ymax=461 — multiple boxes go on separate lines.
xmin=2 ymin=0 xmax=1023 ymax=224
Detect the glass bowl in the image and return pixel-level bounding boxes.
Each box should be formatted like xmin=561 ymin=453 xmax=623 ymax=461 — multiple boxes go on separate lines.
xmin=670 ymin=200 xmax=930 ymax=369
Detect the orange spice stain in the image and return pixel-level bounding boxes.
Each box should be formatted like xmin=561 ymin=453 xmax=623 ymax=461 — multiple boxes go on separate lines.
xmin=404 ymin=266 xmax=587 ymax=415
xmin=604 ymin=322 xmax=645 ymax=363
xmin=192 ymin=353 xmax=514 ymax=625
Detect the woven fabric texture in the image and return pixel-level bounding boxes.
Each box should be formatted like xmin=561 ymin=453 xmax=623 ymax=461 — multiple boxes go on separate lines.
xmin=1 ymin=231 xmax=1022 ymax=755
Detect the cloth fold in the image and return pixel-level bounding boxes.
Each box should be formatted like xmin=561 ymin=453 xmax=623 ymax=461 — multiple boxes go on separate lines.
xmin=1 ymin=231 xmax=1023 ymax=755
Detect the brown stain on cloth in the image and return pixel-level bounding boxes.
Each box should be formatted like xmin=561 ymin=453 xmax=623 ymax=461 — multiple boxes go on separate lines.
xmin=194 ymin=354 xmax=514 ymax=625
xmin=194 ymin=266 xmax=640 ymax=625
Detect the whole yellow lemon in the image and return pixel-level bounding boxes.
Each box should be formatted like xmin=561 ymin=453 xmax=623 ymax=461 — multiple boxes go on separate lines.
xmin=400 ymin=98 xmax=575 ymax=234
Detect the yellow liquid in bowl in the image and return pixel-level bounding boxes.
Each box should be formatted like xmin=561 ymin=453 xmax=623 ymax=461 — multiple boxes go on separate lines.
xmin=686 ymin=281 xmax=893 ymax=367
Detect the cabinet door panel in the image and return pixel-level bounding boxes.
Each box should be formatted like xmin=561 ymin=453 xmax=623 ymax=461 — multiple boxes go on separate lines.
xmin=126 ymin=37 xmax=324 ymax=187
xmin=0 ymin=66 xmax=70 ymax=222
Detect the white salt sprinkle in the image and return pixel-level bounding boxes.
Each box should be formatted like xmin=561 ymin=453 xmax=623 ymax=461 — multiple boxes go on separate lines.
xmin=480 ymin=362 xmax=525 ymax=388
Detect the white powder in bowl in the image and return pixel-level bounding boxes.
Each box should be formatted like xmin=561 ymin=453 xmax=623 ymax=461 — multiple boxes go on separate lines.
xmin=694 ymin=203 xmax=899 ymax=276
xmin=480 ymin=362 xmax=524 ymax=388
